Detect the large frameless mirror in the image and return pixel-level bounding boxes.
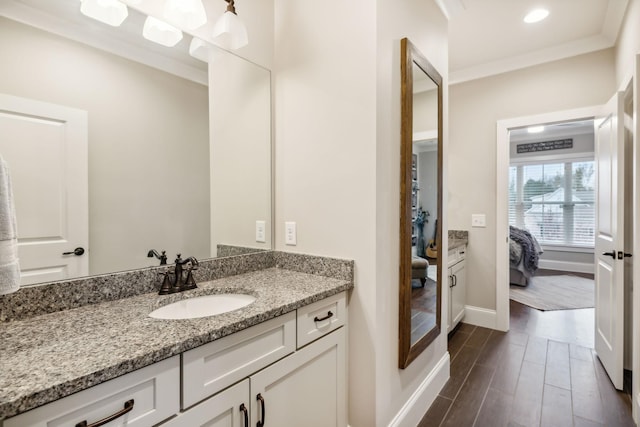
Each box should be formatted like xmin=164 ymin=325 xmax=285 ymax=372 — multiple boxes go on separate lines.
xmin=0 ymin=1 xmax=272 ymax=287
xmin=399 ymin=37 xmax=443 ymax=368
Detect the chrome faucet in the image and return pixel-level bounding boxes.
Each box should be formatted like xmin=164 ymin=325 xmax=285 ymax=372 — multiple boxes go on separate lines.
xmin=158 ymin=254 xmax=199 ymax=295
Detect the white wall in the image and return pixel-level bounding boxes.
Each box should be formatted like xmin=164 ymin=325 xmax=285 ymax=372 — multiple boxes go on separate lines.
xmin=0 ymin=17 xmax=210 ymax=275
xmin=274 ymin=0 xmax=447 ymax=425
xmin=376 ymin=2 xmax=448 ymax=424
xmin=209 ymin=51 xmax=272 ymax=253
xmin=448 ymin=48 xmax=616 ymax=310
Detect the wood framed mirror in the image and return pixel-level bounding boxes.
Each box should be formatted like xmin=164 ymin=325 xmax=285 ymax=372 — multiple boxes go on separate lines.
xmin=399 ymin=37 xmax=443 ymax=368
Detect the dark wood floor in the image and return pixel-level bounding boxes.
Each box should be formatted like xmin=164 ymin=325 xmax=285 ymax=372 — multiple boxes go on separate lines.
xmin=418 ymin=300 xmax=635 ymax=427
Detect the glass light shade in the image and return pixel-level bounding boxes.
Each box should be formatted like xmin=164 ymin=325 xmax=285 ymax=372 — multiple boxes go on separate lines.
xmin=80 ymin=0 xmax=128 ymax=27
xmin=163 ymin=0 xmax=207 ymax=30
xmin=212 ymin=11 xmax=248 ymax=50
xmin=143 ymin=16 xmax=183 ymax=47
xmin=189 ymin=37 xmax=209 ymax=62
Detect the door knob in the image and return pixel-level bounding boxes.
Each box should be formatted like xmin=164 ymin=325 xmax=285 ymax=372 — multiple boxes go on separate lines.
xmin=63 ymin=247 xmax=85 ymax=256
xmin=602 ymin=251 xmax=616 ymax=259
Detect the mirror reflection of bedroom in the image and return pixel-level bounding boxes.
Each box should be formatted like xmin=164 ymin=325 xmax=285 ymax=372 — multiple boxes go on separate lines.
xmin=508 ymin=120 xmax=598 ymax=347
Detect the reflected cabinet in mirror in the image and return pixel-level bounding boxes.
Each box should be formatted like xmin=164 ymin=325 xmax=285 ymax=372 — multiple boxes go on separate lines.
xmin=0 ymin=3 xmax=272 ymax=287
xmin=399 ymin=38 xmax=443 ymax=368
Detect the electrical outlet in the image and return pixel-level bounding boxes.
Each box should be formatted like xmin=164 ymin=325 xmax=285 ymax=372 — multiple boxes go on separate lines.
xmin=256 ymin=220 xmax=266 ymax=243
xmin=471 ymin=214 xmax=486 ymax=228
xmin=285 ymin=221 xmax=297 ymax=245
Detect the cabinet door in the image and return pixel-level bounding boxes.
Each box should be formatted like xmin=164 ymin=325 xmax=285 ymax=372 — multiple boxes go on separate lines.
xmin=250 ymin=328 xmax=346 ymax=427
xmin=450 ymin=260 xmax=466 ymax=329
xmin=162 ymin=380 xmax=249 ymax=427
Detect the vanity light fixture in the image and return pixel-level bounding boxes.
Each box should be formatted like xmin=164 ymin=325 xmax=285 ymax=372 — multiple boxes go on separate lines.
xmin=80 ymin=0 xmax=128 ymax=27
xmin=143 ymin=16 xmax=183 ymax=47
xmin=212 ymin=0 xmax=248 ymax=50
xmin=163 ymin=0 xmax=207 ymax=30
xmin=523 ymin=8 xmax=549 ymax=24
xmin=189 ymin=37 xmax=210 ymax=62
xmin=527 ymin=125 xmax=545 ymax=133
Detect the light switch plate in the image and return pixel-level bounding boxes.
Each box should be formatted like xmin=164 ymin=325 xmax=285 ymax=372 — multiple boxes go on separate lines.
xmin=471 ymin=214 xmax=486 ymax=228
xmin=285 ymin=221 xmax=297 ymax=245
xmin=256 ymin=220 xmax=266 ymax=243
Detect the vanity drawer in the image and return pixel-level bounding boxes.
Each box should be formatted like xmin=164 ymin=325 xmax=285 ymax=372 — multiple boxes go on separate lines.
xmin=182 ymin=311 xmax=296 ymax=409
xmin=297 ymin=292 xmax=346 ymax=348
xmin=4 ymin=356 xmax=179 ymax=427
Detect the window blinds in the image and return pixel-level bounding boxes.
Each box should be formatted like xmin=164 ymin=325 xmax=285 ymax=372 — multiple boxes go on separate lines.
xmin=508 ymin=160 xmax=595 ymax=247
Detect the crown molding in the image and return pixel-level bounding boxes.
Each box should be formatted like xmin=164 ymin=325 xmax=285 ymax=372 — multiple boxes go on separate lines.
xmin=450 ymin=0 xmax=628 ymax=85
xmin=450 ymin=34 xmax=612 ymax=85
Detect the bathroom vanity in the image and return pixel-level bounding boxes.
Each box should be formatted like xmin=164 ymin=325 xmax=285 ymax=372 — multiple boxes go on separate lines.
xmin=447 ymin=231 xmax=468 ymax=333
xmin=0 ymin=252 xmax=352 ymax=427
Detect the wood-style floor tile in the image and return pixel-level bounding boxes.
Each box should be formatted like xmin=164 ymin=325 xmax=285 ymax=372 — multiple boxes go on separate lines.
xmin=417 ymin=396 xmax=452 ymax=427
xmin=440 ymin=344 xmax=482 ymax=399
xmin=489 ymin=343 xmax=525 ymax=395
xmin=540 ymin=384 xmax=573 ymax=427
xmin=508 ymin=360 xmax=545 ymax=426
xmin=422 ymin=299 xmax=634 ymax=427
xmin=440 ymin=364 xmax=494 ymax=427
xmin=544 ymin=341 xmax=571 ymax=390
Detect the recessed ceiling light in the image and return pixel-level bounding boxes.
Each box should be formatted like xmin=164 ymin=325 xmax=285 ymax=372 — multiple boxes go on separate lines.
xmin=524 ymin=8 xmax=549 ymax=24
xmin=527 ymin=125 xmax=545 ymax=134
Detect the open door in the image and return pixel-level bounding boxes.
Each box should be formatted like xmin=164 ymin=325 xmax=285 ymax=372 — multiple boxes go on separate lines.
xmin=0 ymin=94 xmax=88 ymax=285
xmin=633 ymin=54 xmax=640 ymax=423
xmin=594 ymin=91 xmax=625 ymax=390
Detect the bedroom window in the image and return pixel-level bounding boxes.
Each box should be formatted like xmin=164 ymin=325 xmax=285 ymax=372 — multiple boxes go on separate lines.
xmin=508 ymin=160 xmax=595 ymax=247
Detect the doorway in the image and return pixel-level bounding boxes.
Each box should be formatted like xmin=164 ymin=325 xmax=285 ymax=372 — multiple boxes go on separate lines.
xmin=507 ymin=120 xmax=596 ymax=314
xmin=496 ymin=95 xmax=635 ymax=394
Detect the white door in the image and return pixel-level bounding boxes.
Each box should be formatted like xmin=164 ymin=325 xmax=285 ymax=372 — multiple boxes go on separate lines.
xmin=633 ymin=54 xmax=640 ymax=423
xmin=0 ymin=94 xmax=88 ymax=285
xmin=594 ymin=91 xmax=625 ymax=390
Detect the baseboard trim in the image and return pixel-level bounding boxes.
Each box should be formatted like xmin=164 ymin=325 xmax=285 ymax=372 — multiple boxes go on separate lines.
xmin=538 ymin=259 xmax=594 ymax=274
xmin=387 ymin=352 xmax=450 ymax=427
xmin=463 ymin=305 xmax=497 ymax=330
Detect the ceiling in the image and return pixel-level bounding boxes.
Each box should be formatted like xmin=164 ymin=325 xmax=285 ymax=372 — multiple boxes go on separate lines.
xmin=442 ymin=0 xmax=629 ymax=84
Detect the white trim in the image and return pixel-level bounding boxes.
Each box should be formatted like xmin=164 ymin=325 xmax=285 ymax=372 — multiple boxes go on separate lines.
xmin=632 ymin=54 xmax=640 ymax=424
xmin=387 ymin=352 xmax=450 ymax=427
xmin=538 ymin=260 xmax=594 ymax=274
xmin=462 ymin=305 xmax=498 ymax=331
xmin=451 ymin=35 xmax=612 ymax=85
xmin=496 ymin=106 xmax=602 ymax=332
xmin=541 ymin=245 xmax=594 ymax=254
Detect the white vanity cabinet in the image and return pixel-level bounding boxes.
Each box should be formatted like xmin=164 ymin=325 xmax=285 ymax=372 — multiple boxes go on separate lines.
xmin=4 ymin=356 xmax=180 ymax=427
xmin=447 ymin=246 xmax=466 ymax=333
xmin=165 ymin=328 xmax=346 ymax=427
xmin=164 ymin=291 xmax=347 ymax=427
xmin=3 ymin=292 xmax=348 ymax=427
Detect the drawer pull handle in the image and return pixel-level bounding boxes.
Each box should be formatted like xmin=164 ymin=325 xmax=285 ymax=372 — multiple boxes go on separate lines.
xmin=75 ymin=399 xmax=134 ymax=427
xmin=257 ymin=393 xmax=266 ymax=427
xmin=240 ymin=403 xmax=249 ymax=426
xmin=314 ymin=311 xmax=334 ymax=322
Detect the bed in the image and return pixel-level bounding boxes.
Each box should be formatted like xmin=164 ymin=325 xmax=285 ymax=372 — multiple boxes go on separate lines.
xmin=509 ymin=226 xmax=543 ymax=286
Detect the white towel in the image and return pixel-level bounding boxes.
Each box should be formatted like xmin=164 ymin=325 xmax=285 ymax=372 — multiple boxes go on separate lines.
xmin=0 ymin=155 xmax=20 ymax=295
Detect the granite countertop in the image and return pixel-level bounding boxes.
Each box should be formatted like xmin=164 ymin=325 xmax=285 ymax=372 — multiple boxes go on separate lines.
xmin=449 ymin=238 xmax=468 ymax=250
xmin=0 ymin=267 xmax=352 ymax=420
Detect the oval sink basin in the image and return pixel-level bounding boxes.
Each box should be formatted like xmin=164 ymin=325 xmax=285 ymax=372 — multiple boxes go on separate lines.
xmin=149 ymin=294 xmax=256 ymax=320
